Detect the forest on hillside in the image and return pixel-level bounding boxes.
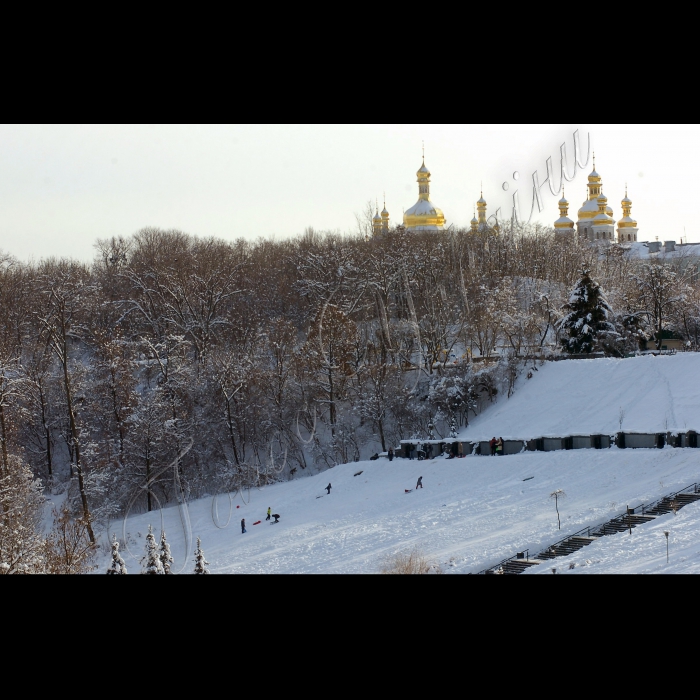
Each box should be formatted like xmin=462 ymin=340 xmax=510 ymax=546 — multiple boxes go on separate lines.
xmin=2 ymin=222 xmax=700 ymax=571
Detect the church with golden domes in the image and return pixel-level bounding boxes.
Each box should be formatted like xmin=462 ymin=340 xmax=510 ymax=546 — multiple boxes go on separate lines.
xmin=372 ymin=154 xmax=499 ymax=236
xmin=372 ymin=152 xmax=637 ymax=243
xmin=554 ymin=157 xmax=639 ymax=244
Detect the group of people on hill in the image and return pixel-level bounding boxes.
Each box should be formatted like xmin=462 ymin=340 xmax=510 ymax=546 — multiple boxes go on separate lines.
xmin=489 ymin=437 xmax=504 ymax=456
xmin=241 ymin=485 xmax=334 ymax=533
xmin=241 ymin=508 xmax=280 ymax=533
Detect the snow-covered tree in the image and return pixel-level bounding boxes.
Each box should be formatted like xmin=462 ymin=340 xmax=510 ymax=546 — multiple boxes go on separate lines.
xmin=0 ymin=455 xmax=46 ymax=574
xmin=141 ymin=524 xmax=164 ymax=574
xmin=633 ymin=263 xmax=690 ymax=350
xmin=193 ymin=537 xmax=209 ymax=574
xmin=106 ymin=533 xmax=127 ymax=575
xmin=159 ymin=530 xmax=173 ymax=574
xmin=558 ymin=270 xmax=616 ymax=354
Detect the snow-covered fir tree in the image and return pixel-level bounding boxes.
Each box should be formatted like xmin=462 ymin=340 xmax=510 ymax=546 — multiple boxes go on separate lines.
xmin=141 ymin=524 xmax=164 ymax=574
xmin=106 ymin=533 xmax=127 ymax=575
xmin=159 ymin=530 xmax=173 ymax=574
xmin=558 ymin=269 xmax=617 ymax=354
xmin=193 ymin=537 xmax=209 ymax=574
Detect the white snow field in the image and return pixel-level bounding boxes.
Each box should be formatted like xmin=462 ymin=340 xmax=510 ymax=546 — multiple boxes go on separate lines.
xmin=461 ymin=353 xmax=700 ymax=442
xmin=95 ymin=354 xmax=700 ymax=574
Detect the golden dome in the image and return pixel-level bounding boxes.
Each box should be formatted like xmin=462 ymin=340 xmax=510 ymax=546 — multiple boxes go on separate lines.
xmin=477 ymin=192 xmax=488 ymax=225
xmin=403 ymin=158 xmax=445 ymax=231
xmin=592 ymin=194 xmax=614 ymax=226
xmin=578 ymin=157 xmax=606 ymax=222
xmin=618 ymin=188 xmax=637 ymax=228
xmin=554 ymin=189 xmax=574 ymax=229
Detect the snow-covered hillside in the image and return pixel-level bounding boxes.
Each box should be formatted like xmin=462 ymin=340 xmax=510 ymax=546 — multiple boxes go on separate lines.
xmin=94 ymin=354 xmax=700 ymax=574
xmin=461 ymin=353 xmax=700 ymax=442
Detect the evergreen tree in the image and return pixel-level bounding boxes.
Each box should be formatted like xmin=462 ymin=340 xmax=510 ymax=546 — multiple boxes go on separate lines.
xmin=159 ymin=529 xmax=174 ymax=574
xmin=106 ymin=533 xmax=127 ymax=575
xmin=193 ymin=537 xmax=209 ymax=574
xmin=449 ymin=416 xmax=458 ymax=439
xmin=141 ymin=524 xmax=164 ymax=574
xmin=558 ymin=269 xmax=617 ymax=354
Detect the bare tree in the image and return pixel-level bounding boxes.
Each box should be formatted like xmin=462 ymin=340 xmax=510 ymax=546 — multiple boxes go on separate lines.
xmin=37 ymin=261 xmax=96 ymax=542
xmin=550 ymin=489 xmax=566 ymax=529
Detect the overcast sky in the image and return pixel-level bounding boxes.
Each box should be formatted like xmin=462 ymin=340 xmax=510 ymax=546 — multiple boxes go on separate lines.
xmin=1 ymin=124 xmax=697 ymax=263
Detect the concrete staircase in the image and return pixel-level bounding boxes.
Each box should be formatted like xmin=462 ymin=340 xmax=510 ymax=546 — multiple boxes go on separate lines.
xmin=644 ymin=492 xmax=700 ymax=516
xmin=537 ymin=535 xmax=600 ymax=561
xmin=475 ymin=482 xmax=700 ymax=575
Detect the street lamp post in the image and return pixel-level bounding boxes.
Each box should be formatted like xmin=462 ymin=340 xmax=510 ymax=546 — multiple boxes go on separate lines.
xmin=664 ymin=531 xmax=669 ymax=563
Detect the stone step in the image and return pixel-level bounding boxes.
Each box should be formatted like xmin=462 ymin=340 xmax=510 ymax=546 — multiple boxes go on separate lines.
xmin=674 ymin=493 xmax=700 ymax=502
xmin=500 ymin=559 xmax=544 ymax=574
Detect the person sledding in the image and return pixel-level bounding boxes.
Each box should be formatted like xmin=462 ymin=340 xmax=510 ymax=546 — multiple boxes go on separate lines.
xmin=271 ymin=513 xmax=280 ymax=523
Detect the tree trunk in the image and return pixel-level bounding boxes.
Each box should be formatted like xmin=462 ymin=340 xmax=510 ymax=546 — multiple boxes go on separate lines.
xmin=146 ymin=453 xmax=153 ymax=513
xmin=39 ymin=383 xmax=53 ymax=477
xmin=0 ymin=403 xmax=8 ymax=475
xmin=225 ymin=396 xmax=241 ymax=466
xmin=60 ymin=332 xmax=95 ymax=544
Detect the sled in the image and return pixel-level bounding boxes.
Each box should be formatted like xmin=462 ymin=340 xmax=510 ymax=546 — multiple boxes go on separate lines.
xmin=405 ymin=489 xmax=412 ymax=493
xmin=253 ymin=520 xmax=261 ymax=525
xmin=354 ymin=471 xmax=363 ymax=477
xmin=522 ymin=476 xmax=534 ymax=482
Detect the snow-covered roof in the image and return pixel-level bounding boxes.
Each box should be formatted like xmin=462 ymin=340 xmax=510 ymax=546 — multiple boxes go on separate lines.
xmin=625 ymin=241 xmax=700 ymax=259
xmin=578 ymin=198 xmax=600 ymax=215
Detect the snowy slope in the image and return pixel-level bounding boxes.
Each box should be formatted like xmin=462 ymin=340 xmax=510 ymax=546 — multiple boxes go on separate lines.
xmin=461 ymin=353 xmax=700 ymax=442
xmin=94 ymin=447 xmax=700 ymax=574
xmin=93 ymin=354 xmax=700 ymax=574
